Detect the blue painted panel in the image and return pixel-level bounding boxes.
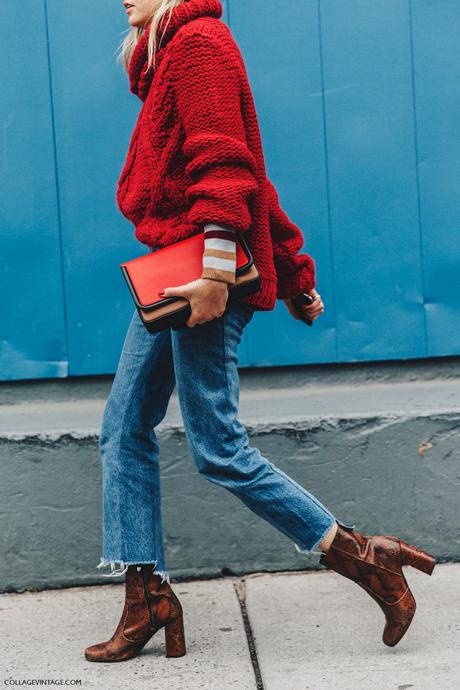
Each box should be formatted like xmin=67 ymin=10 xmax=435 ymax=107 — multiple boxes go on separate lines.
xmin=2 ymin=1 xmax=459 ymax=380
xmin=319 ymin=0 xmax=426 ymax=361
xmin=230 ymin=1 xmax=335 ymax=366
xmin=45 ymin=0 xmax=230 ymax=375
xmin=45 ymin=0 xmax=142 ymax=375
xmin=45 ymin=0 xmax=239 ymax=374
xmin=0 ymin=0 xmax=67 ymax=381
xmin=410 ymin=0 xmax=460 ymax=355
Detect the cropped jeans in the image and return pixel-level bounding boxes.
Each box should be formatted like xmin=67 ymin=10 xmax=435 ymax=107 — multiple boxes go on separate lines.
xmin=96 ymin=291 xmax=342 ymax=583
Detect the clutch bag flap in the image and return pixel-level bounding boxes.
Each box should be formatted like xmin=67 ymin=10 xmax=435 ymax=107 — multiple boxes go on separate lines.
xmin=120 ymin=231 xmax=254 ymax=312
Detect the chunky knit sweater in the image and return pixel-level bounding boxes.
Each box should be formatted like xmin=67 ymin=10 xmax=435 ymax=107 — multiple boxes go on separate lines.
xmin=117 ymin=0 xmax=316 ymax=310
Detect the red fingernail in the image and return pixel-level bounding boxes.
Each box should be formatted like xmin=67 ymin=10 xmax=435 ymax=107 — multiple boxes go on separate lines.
xmin=159 ymin=290 xmax=165 ymax=297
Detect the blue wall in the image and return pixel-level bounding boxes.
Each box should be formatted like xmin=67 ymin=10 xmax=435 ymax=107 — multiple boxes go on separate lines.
xmin=1 ymin=0 xmax=459 ymax=380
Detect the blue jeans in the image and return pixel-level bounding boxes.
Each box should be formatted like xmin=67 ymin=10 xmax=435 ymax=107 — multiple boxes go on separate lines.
xmin=96 ymin=300 xmax=340 ymax=582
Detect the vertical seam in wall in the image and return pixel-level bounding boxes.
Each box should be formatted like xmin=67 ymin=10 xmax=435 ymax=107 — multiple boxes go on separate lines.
xmin=43 ymin=0 xmax=70 ymax=373
xmin=316 ymin=0 xmax=338 ymax=361
xmin=408 ymin=0 xmax=429 ymax=357
xmin=225 ymin=0 xmax=231 ymax=26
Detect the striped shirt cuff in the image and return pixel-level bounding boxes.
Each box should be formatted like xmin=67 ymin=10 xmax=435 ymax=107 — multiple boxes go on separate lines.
xmin=201 ymin=223 xmax=237 ymax=284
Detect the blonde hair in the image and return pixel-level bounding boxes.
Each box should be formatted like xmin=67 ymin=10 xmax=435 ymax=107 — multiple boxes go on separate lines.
xmin=117 ymin=0 xmax=185 ymax=73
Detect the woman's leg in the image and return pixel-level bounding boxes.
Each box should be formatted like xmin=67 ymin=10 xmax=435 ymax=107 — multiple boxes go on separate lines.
xmin=319 ymin=520 xmax=338 ymax=552
xmin=96 ymin=308 xmax=176 ymax=582
xmin=171 ymin=301 xmax=341 ymax=554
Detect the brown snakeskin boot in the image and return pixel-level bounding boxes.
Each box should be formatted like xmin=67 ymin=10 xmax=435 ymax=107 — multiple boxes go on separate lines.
xmin=84 ymin=564 xmax=186 ymax=661
xmin=320 ymin=524 xmax=436 ymax=647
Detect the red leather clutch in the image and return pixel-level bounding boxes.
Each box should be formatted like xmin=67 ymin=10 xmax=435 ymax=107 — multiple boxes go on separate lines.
xmin=121 ymin=232 xmax=261 ymax=333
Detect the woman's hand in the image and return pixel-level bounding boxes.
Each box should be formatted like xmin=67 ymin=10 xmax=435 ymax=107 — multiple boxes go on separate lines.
xmin=160 ymin=278 xmax=230 ymax=328
xmin=283 ymin=288 xmax=325 ymax=322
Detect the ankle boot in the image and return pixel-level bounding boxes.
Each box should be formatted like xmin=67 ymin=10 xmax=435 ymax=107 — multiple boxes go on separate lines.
xmin=320 ymin=524 xmax=436 ymax=647
xmin=84 ymin=565 xmax=186 ymax=662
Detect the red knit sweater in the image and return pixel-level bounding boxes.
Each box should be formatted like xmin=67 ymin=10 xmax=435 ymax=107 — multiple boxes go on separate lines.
xmin=116 ymin=0 xmax=316 ymax=311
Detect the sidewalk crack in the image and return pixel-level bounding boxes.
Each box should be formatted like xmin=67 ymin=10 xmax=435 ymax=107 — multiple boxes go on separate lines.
xmin=233 ymin=578 xmax=264 ymax=690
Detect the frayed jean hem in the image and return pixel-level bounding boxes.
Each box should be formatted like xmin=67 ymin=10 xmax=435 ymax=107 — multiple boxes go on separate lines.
xmin=293 ymin=514 xmax=336 ymax=555
xmin=96 ymin=558 xmax=170 ymax=584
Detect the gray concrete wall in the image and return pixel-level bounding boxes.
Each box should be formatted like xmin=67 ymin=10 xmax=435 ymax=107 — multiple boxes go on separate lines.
xmin=1 ymin=358 xmax=459 ymax=592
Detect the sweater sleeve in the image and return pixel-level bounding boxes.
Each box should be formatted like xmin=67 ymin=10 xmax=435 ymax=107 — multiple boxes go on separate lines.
xmin=170 ymin=31 xmax=259 ymax=232
xmin=201 ymin=223 xmax=237 ymax=284
xmin=265 ymin=177 xmax=316 ymax=298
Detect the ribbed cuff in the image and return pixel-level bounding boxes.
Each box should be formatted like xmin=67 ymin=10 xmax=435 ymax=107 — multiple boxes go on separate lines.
xmin=202 ymin=223 xmax=237 ymax=284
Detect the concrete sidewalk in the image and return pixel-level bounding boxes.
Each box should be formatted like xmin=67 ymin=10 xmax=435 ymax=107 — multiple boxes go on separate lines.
xmin=1 ymin=563 xmax=458 ymax=690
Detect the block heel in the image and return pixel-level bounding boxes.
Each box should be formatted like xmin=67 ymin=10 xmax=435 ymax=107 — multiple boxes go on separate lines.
xmin=399 ymin=541 xmax=436 ymax=575
xmin=164 ymin=614 xmax=186 ymax=657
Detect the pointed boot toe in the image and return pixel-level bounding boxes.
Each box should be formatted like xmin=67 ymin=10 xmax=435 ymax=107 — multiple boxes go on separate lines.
xmin=84 ymin=642 xmax=105 ymax=662
xmin=84 ymin=641 xmax=119 ymax=663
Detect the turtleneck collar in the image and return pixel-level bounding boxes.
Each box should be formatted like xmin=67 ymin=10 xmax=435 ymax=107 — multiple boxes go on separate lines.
xmin=128 ymin=0 xmax=223 ymax=101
